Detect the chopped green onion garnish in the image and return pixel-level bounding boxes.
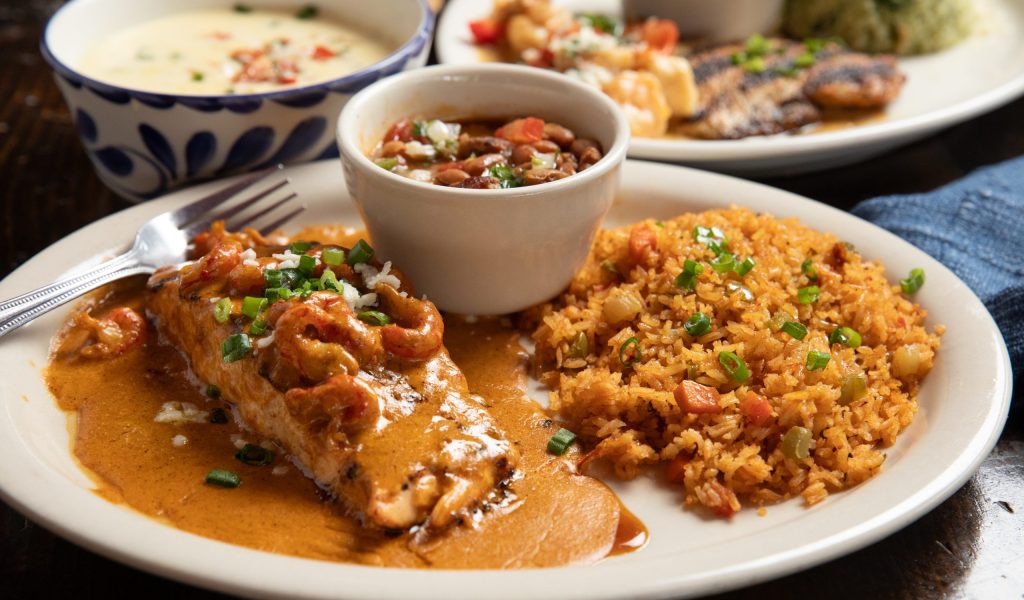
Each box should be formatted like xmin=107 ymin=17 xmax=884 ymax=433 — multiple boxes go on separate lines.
xmin=718 ymin=351 xmax=750 ymax=383
xmin=794 ymin=52 xmax=816 ymax=68
xmin=221 ymin=333 xmax=252 ymax=363
xmin=745 ymin=33 xmax=770 ymax=55
xmin=742 ymin=56 xmax=766 ymax=73
xmin=278 ymin=268 xmax=303 ymax=288
xmin=411 ymin=120 xmax=426 ymax=139
xmin=346 ymin=239 xmax=374 ymax=265
xmin=731 ymin=51 xmax=748 ymax=65
xmin=619 ymin=337 xmax=641 ymax=369
xmin=358 ymin=310 xmax=392 ymax=326
xmin=693 ymin=225 xmax=727 ymax=246
xmin=265 ymin=287 xmax=292 ymax=303
xmin=298 ymin=254 xmax=317 ymax=276
xmin=249 ymin=319 xmax=267 ymax=336
xmin=804 ymin=38 xmax=826 ymax=53
xmin=209 ymin=407 xmax=229 ymax=424
xmin=322 ymin=247 xmax=345 ymax=266
xmin=375 ymin=158 xmax=398 ymax=171
xmin=295 ymin=4 xmax=318 ymax=19
xmin=801 ymin=258 xmax=818 ymax=282
xmin=734 ymin=256 xmax=756 ymax=277
xmin=235 ymin=443 xmax=275 ymax=466
xmin=900 ymin=268 xmax=925 ymax=295
xmin=684 ymin=312 xmax=711 ymax=337
xmin=233 ymin=3 xmax=252 ymax=13
xmin=319 ymin=268 xmax=341 ymax=292
xmin=547 ymin=428 xmax=577 ymax=455
xmin=781 ymin=321 xmax=808 ymax=340
xmin=241 ymin=296 xmax=267 ymax=319
xmin=806 ymin=350 xmax=830 ymax=371
xmin=264 ymin=269 xmax=285 ymax=289
xmin=797 ymin=285 xmax=820 ymax=304
xmin=710 ymin=253 xmax=736 ymax=273
xmin=205 ymin=385 xmax=221 ymax=399
xmin=191 ymin=71 xmax=204 ymax=82
xmin=781 ymin=426 xmax=811 ymax=460
xmin=828 ymin=326 xmax=862 ymax=348
xmin=205 ymin=468 xmax=241 ymax=488
xmin=213 ymin=297 xmax=232 ymax=324
xmin=674 ymin=259 xmax=704 ymax=290
xmin=289 ymin=241 xmax=313 ymax=254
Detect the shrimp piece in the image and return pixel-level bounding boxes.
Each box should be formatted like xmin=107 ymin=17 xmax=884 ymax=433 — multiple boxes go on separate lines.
xmin=377 ymin=285 xmax=444 ymax=360
xmin=180 ymin=241 xmax=242 ymax=294
xmin=269 ymin=293 xmax=383 ymax=386
xmin=601 ymin=71 xmax=672 ymax=137
xmin=506 ymin=13 xmax=549 ymax=55
xmin=640 ymin=51 xmax=699 ymax=118
xmin=226 ymin=262 xmax=266 ymax=297
xmin=283 ymin=373 xmax=382 ymax=439
xmin=58 ymin=307 xmax=147 ymax=359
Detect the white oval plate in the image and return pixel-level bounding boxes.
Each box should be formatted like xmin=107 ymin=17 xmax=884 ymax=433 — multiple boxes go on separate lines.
xmin=436 ymin=0 xmax=1024 ymax=176
xmin=0 ymin=160 xmax=1011 ymax=599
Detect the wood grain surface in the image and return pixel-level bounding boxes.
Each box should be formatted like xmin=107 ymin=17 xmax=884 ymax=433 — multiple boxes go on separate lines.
xmin=1 ymin=2 xmax=1021 ymax=599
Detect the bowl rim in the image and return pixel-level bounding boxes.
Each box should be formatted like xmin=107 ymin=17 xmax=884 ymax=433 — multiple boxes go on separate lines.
xmin=337 ymin=63 xmax=632 ymax=198
xmin=39 ymin=0 xmax=435 ymax=102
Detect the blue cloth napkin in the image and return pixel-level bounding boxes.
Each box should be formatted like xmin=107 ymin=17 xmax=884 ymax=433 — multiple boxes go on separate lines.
xmin=851 ymin=156 xmax=1023 ymax=390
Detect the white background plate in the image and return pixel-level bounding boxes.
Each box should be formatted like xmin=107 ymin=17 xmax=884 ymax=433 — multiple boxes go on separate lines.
xmin=0 ymin=160 xmax=1011 ymax=599
xmin=436 ymin=0 xmax=1024 ymax=176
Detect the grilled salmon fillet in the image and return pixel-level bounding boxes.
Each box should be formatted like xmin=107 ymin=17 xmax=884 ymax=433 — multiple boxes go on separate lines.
xmin=146 ymin=224 xmax=517 ymax=530
xmin=679 ymin=38 xmax=905 ymax=139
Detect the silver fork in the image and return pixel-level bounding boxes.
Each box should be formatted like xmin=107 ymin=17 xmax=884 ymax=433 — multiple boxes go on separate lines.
xmin=0 ymin=166 xmax=303 ymax=340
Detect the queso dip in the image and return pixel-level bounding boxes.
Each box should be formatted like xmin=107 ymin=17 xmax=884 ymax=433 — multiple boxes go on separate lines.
xmin=78 ymin=6 xmax=394 ymax=95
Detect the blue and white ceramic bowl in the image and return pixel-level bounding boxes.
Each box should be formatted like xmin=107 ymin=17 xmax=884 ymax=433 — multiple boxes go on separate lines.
xmin=41 ymin=0 xmax=434 ymax=201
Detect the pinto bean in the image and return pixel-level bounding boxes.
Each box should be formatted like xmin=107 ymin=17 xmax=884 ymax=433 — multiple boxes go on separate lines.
xmin=457 ymin=135 xmax=513 ymax=158
xmin=556 ymin=152 xmax=578 ymax=175
xmin=511 ymin=144 xmax=538 ymax=166
xmin=379 ymin=140 xmax=406 ymax=157
xmin=578 ymin=146 xmax=602 ymax=170
xmin=455 ymin=176 xmax=502 ymax=189
xmin=543 ymin=122 xmax=576 ymax=148
xmin=571 ymin=138 xmax=600 ymax=157
xmin=434 ymin=168 xmax=470 ymax=186
xmin=532 ymin=139 xmax=560 ymax=154
xmin=462 ymin=153 xmax=506 ymax=176
xmin=523 ymin=168 xmax=569 ymax=186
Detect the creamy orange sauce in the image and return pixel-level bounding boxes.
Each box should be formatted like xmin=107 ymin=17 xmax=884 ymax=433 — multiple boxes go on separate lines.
xmin=46 ymin=278 xmax=645 ymax=568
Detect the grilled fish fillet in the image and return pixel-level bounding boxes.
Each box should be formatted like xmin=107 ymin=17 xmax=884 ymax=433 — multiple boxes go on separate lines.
xmin=679 ymin=39 xmax=905 ymax=139
xmin=147 ymin=225 xmax=517 ymax=530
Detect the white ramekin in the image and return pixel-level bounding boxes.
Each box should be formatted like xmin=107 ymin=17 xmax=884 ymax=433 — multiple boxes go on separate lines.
xmin=337 ymin=64 xmax=630 ymax=315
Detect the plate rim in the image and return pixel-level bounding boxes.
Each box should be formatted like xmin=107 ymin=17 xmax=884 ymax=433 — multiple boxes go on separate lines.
xmin=435 ymin=0 xmax=1024 ymax=163
xmin=0 ymin=159 xmax=1012 ymax=600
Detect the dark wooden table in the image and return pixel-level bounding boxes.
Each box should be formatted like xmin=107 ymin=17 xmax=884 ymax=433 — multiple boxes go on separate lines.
xmin=1 ymin=2 xmax=1021 ymax=599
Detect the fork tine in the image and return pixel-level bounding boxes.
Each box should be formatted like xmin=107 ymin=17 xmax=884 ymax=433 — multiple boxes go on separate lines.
xmin=224 ymin=186 xmax=297 ymax=231
xmin=195 ymin=178 xmax=291 ymax=231
xmin=258 ymin=201 xmax=306 ymax=236
xmin=169 ymin=165 xmax=283 ymax=228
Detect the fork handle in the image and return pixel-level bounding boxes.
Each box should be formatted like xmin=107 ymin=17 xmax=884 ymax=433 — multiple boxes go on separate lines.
xmin=0 ymin=252 xmax=149 ymax=340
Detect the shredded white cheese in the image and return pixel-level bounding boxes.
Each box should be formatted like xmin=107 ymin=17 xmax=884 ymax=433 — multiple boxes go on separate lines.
xmin=172 ymin=434 xmax=188 ymax=447
xmin=272 ymin=250 xmax=302 ymax=270
xmin=272 ymin=466 xmax=289 ymax=476
xmin=354 ymin=261 xmax=402 ymax=291
xmin=532 ymin=152 xmax=557 ymax=170
xmin=230 ymin=433 xmax=249 ymax=450
xmin=154 ymin=402 xmax=209 ymax=425
xmin=409 ymin=169 xmax=434 ymax=183
xmin=240 ymin=248 xmax=259 ymax=267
